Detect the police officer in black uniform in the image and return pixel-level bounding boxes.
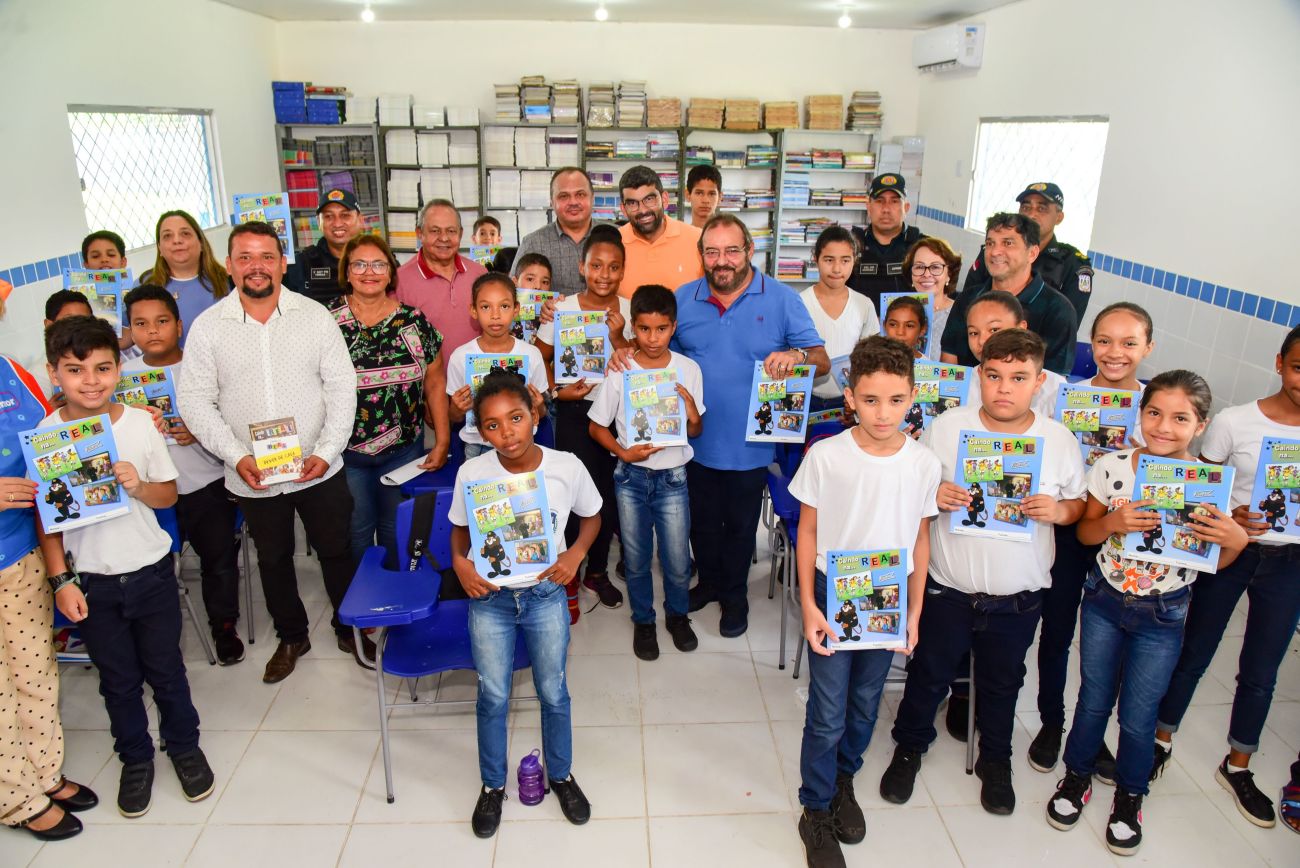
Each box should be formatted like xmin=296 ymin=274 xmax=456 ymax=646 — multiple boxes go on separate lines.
xmin=847 ymin=173 xmax=926 ymax=310
xmin=283 ymin=188 xmax=366 ymax=304
xmin=958 ymin=182 xmax=1094 ymax=322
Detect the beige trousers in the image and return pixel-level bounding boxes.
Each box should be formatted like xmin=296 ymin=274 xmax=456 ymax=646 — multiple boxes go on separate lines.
xmin=0 ymin=548 xmax=63 ymax=826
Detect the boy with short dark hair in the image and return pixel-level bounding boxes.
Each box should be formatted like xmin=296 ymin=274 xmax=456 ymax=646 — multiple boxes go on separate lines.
xmin=686 ymin=165 xmax=722 ymax=229
xmin=81 ymin=230 xmax=128 ymax=270
xmin=37 ymin=316 xmax=213 ymax=820
xmin=43 ymin=290 xmax=93 ymax=326
xmin=472 ymin=216 xmax=502 ymax=246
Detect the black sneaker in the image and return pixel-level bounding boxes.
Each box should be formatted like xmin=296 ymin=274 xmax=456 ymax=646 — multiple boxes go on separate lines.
xmin=879 ymin=745 xmax=923 ymax=804
xmin=1149 ymin=741 xmax=1172 ymax=782
xmin=1046 ymin=769 xmax=1093 ymax=830
xmin=117 ymin=761 xmax=154 ymax=818
xmin=583 ymin=574 xmax=623 ymax=609
xmin=665 ymin=614 xmax=698 ymax=652
xmin=830 ymin=772 xmax=865 ymax=844
xmin=945 ymin=694 xmax=969 ymax=742
xmin=974 ymin=755 xmax=1016 ymax=815
xmin=1028 ymin=726 xmax=1063 ymax=773
xmin=170 ymin=748 xmax=215 ymax=802
xmin=1105 ymin=789 xmax=1144 ymax=855
xmin=471 ymin=786 xmax=506 ymax=838
xmin=633 ymin=623 xmax=659 ymax=661
xmin=798 ymin=808 xmax=847 ymax=868
xmin=212 ymin=621 xmax=245 ymax=666
xmin=1216 ymin=757 xmax=1276 ymax=827
xmin=549 ymin=775 xmax=591 ymax=825
xmin=1094 ymin=742 xmax=1117 ymax=786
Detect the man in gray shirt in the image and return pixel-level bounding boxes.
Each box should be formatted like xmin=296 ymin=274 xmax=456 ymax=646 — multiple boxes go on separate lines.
xmin=513 ymin=167 xmax=597 ymax=296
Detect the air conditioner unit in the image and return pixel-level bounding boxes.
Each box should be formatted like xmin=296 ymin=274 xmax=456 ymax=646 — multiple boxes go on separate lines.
xmin=913 ymin=23 xmax=985 ymax=72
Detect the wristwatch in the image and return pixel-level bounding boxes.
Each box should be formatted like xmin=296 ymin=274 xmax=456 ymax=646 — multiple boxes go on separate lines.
xmin=47 ymin=570 xmax=81 ymax=593
xmin=791 ymin=347 xmax=809 ymax=365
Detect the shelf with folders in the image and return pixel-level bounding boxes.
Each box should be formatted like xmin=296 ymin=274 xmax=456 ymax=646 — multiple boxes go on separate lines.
xmin=479 ymin=123 xmax=583 ymax=246
xmin=681 ymin=127 xmax=780 ymax=275
xmin=583 ymin=127 xmax=683 ymax=220
xmin=379 ymin=125 xmax=482 ymax=253
xmin=276 ymin=123 xmax=385 ymax=250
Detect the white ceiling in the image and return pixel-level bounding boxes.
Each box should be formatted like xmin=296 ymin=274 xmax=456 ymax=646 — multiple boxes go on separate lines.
xmin=212 ymin=0 xmax=1018 ymax=29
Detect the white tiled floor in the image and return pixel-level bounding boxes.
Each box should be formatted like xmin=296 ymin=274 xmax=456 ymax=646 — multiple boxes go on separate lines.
xmin=5 ymin=535 xmax=1298 ymax=867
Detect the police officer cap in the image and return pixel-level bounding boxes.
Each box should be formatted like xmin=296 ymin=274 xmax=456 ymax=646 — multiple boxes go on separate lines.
xmin=869 ymin=174 xmax=907 ymax=199
xmin=1016 ymin=182 xmax=1064 ymax=208
xmin=317 ymin=188 xmax=361 ymax=214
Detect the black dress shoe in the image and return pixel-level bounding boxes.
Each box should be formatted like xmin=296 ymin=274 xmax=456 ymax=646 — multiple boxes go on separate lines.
xmin=550 ymin=775 xmax=591 ymax=825
xmin=46 ymin=777 xmax=98 ymax=812
xmin=471 ymin=786 xmax=506 ymax=839
xmin=21 ymin=803 xmax=82 ymax=841
xmin=688 ymin=585 xmax=715 ymax=613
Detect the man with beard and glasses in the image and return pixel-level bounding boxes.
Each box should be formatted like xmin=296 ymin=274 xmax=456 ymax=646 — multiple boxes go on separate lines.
xmin=179 ymin=221 xmax=361 ymax=684
xmin=615 ymin=165 xmax=703 ymax=298
xmin=671 ymin=213 xmax=829 ymax=638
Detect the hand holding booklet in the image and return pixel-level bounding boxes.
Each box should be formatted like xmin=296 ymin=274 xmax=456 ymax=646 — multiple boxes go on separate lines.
xmin=824 ymin=549 xmax=909 ymax=651
xmin=19 ymin=414 xmax=131 ymax=533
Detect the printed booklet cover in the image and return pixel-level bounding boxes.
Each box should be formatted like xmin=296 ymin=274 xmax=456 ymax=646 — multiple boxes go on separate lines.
xmin=1053 ymin=383 xmax=1140 ymax=467
xmin=554 ymin=310 xmax=610 ymax=384
xmin=63 ymin=268 xmax=132 ymax=336
xmin=19 ymin=414 xmax=130 ymax=533
xmin=824 ymin=549 xmax=909 ymax=651
xmin=469 ymin=244 xmax=502 ymax=268
xmin=830 ymin=354 xmax=852 ymax=392
xmin=808 ymin=407 xmax=847 ymax=427
xmin=879 ymin=291 xmax=936 ymax=358
xmin=1251 ymin=437 xmax=1300 ymax=543
xmin=622 ymin=367 xmax=687 ymax=448
xmin=745 ymin=361 xmax=815 ymax=444
xmin=1121 ymin=454 xmax=1235 ymax=573
xmin=950 ymin=431 xmax=1044 ymax=541
xmin=465 ymin=353 xmax=529 ymax=427
xmin=464 ymin=470 xmax=556 ymax=587
xmin=231 ymin=193 xmax=296 ymax=264
xmin=903 ymin=362 xmax=973 ymax=440
xmin=514 ymin=289 xmax=558 ymax=343
xmin=248 ymin=417 xmax=303 ymax=485
xmin=113 ymin=367 xmax=179 ymax=444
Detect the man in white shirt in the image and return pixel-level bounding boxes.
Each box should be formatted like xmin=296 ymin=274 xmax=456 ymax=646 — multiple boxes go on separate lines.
xmin=179 ymin=221 xmax=360 ymax=684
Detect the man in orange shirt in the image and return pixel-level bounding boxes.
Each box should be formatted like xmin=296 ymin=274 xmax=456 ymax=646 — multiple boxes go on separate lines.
xmin=616 ymin=166 xmax=704 ymax=298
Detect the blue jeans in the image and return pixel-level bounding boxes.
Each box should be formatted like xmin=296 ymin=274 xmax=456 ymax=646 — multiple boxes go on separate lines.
xmin=1062 ymin=570 xmax=1189 ymax=794
xmin=614 ymin=461 xmax=691 ymax=624
xmin=799 ymin=571 xmax=895 ymax=809
xmin=1157 ymin=543 xmax=1300 ymax=753
xmin=469 ymin=580 xmax=572 ymax=788
xmin=343 ymin=440 xmax=424 ymax=571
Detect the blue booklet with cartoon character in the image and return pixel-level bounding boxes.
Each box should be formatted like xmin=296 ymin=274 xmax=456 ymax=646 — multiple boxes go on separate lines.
xmin=63 ymin=267 xmax=132 ymax=336
xmin=465 ymin=353 xmax=530 ymax=428
xmin=554 ymin=310 xmax=610 ymax=384
xmin=879 ymin=291 xmax=936 ymax=359
xmin=464 ymin=470 xmax=556 ymax=588
xmin=19 ymin=414 xmax=130 ymax=534
xmin=830 ymin=354 xmax=852 ymax=392
xmin=824 ymin=549 xmax=909 ymax=651
xmin=950 ymin=431 xmax=1044 ymax=541
xmin=514 ymin=289 xmax=558 ymax=343
xmin=112 ymin=367 xmax=180 ymax=444
xmin=903 ymin=362 xmax=973 ymax=440
xmin=1053 ymin=383 xmax=1140 ymax=467
xmin=231 ymin=192 xmax=296 ymax=264
xmin=1251 ymin=437 xmax=1300 ymax=544
xmin=1121 ymin=455 xmax=1235 ymax=573
xmin=622 ymin=367 xmax=687 ymax=448
xmin=745 ymin=361 xmax=815 ymax=443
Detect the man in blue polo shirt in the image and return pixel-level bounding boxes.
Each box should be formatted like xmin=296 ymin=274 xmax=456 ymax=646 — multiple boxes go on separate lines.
xmin=672 ymin=213 xmax=829 ymax=638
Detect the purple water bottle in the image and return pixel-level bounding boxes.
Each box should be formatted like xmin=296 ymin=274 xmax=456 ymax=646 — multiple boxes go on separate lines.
xmin=517 ymin=749 xmax=545 ymax=806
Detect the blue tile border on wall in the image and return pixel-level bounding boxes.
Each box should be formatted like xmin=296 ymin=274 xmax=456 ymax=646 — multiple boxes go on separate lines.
xmin=0 ymin=251 xmax=85 ymax=290
xmin=916 ymin=205 xmax=1298 ymax=329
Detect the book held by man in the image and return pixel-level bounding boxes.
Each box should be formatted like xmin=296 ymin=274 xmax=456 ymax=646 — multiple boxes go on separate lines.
xmin=745 ymin=361 xmax=815 ymax=443
xmin=950 ymin=432 xmax=1044 ymax=541
xmin=1121 ymin=454 xmax=1234 ymax=572
xmin=1053 ymin=383 xmax=1140 ymax=466
xmin=464 ymin=470 xmax=557 ymax=587
xmin=621 ymin=367 xmax=687 ymax=448
xmin=824 ymin=549 xmax=909 ymax=651
xmin=1250 ymin=436 xmax=1300 ymax=544
xmin=19 ymin=414 xmax=131 ymax=533
xmin=249 ymin=417 xmax=304 ymax=485
xmin=553 ymin=310 xmax=610 ymax=384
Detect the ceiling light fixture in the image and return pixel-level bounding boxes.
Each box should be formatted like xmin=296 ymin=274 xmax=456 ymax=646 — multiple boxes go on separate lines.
xmin=837 ymin=8 xmax=852 ymax=28
xmin=361 ymin=4 xmax=375 ymax=23
xmin=595 ymin=3 xmax=609 ymax=21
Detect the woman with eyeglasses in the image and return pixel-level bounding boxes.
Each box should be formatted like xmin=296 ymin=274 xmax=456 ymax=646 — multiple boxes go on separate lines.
xmin=328 ymin=234 xmax=451 ymax=571
xmin=902 ymin=237 xmax=963 ymax=360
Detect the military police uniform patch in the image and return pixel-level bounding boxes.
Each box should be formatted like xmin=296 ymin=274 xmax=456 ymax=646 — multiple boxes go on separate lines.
xmin=1029 ymin=182 xmax=1048 ymax=192
xmin=859 ymin=263 xmax=879 ymax=275
xmin=886 ymin=263 xmax=904 ymax=276
xmin=1078 ymin=273 xmax=1091 ymax=294
xmin=1074 ymin=250 xmax=1089 ymax=261
xmin=311 ymin=267 xmax=332 ymax=280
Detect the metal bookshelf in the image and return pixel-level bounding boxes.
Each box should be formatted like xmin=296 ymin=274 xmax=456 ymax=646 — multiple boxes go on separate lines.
xmin=275 ymin=123 xmax=385 ymax=251
xmin=377 ymin=124 xmax=482 ymax=253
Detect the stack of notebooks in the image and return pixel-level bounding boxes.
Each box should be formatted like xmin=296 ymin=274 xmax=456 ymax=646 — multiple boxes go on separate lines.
xmin=685 ymin=146 xmax=715 ymax=166
xmin=763 ymin=102 xmax=799 ymax=129
xmin=584 ymin=141 xmax=615 ymax=160
xmin=494 ymin=84 xmax=521 ymax=122
xmin=812 ymin=149 xmax=845 ymax=169
xmin=450 ymin=168 xmax=479 ymax=208
xmin=514 ymin=127 xmax=548 ymax=167
xmin=615 ymin=138 xmax=650 ymax=159
xmin=521 ymin=76 xmax=552 ymax=124
xmin=781 ymin=176 xmax=811 ymax=207
xmin=387 ymin=213 xmax=418 ymax=251
xmin=378 ymin=94 xmax=411 ymax=126
xmin=552 ymin=80 xmax=581 ymax=124
xmin=660 ymin=170 xmax=680 ymax=191
xmin=847 ymin=91 xmax=883 ymax=130
xmin=488 ymin=170 xmax=522 ymax=209
xmin=281 ymin=137 xmax=314 ymax=166
xmin=784 ymin=150 xmax=812 ymax=171
xmin=386 ymin=170 xmax=420 ymax=209
xmin=587 ymin=82 xmax=615 ymax=127
xmin=724 ymin=99 xmax=760 ymax=130
xmin=420 ymin=168 xmax=453 ymax=202
xmin=617 ymin=81 xmax=647 ymax=127
xmin=587 ymin=170 xmax=616 ymax=188
xmin=806 ymin=94 xmax=844 ymax=130
xmin=688 ymin=98 xmax=724 ymax=129
xmin=483 ymin=127 xmax=515 ymax=166
xmin=777 ymin=258 xmax=806 ymax=279
xmin=411 ymin=103 xmax=445 ymax=127
xmin=744 ymin=189 xmax=776 ymax=209
xmin=844 ymin=152 xmax=875 ymax=170
xmin=548 ymin=130 xmax=579 ymax=166
xmin=286 ymin=170 xmax=318 ymax=211
xmin=810 ymin=188 xmax=842 ymax=207
xmin=647 ymin=98 xmax=682 ymax=127
xmin=292 ymin=216 xmax=317 ymax=249
xmin=649 ymin=136 xmax=679 ymax=161
xmin=751 ymin=226 xmax=773 ymax=251
xmin=446 ymin=106 xmax=480 ymax=126
xmin=448 ymin=133 xmax=478 ymax=165
xmin=416 ymin=133 xmax=449 ymax=166
xmin=842 ymin=189 xmax=870 ymax=207
xmin=719 ymin=191 xmax=746 ymax=210
xmin=520 ymin=171 xmax=552 ymax=209
xmin=347 ymin=96 xmax=377 ymax=125
xmin=745 ymin=144 xmax=778 ymax=167
xmin=715 ymin=150 xmax=746 ymax=169
xmin=384 ymin=129 xmax=418 ymax=165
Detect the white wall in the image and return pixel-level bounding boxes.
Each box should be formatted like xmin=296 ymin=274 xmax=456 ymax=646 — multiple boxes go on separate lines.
xmin=911 ymin=0 xmax=1300 ymax=410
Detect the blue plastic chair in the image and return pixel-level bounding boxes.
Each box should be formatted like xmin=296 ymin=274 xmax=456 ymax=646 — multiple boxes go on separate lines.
xmin=1070 ymin=341 xmax=1097 ymax=380
xmin=766 ymin=464 xmax=801 ymax=673
xmin=156 ymin=507 xmax=217 ymax=666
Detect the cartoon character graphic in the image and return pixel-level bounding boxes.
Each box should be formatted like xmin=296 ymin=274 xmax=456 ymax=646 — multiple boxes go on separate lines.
xmin=1259 ymin=488 xmax=1288 ymax=531
xmin=631 ymin=406 xmax=652 ymax=442
xmin=45 ymin=478 xmax=80 ymax=523
xmin=559 ymin=345 xmax=578 ymax=378
xmin=1135 ymin=524 xmax=1165 ymax=555
xmin=479 ymin=530 xmax=511 ymax=578
xmin=834 ymin=599 xmax=860 ymax=642
xmin=903 ymin=402 xmax=924 ymax=438
xmin=962 ymin=483 xmax=987 ymax=528
xmin=754 ymin=401 xmax=773 ymax=435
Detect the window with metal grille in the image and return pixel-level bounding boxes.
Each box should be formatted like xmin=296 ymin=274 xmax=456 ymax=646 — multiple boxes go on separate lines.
xmin=967 ymin=117 xmax=1109 ymax=252
xmin=67 ymin=106 xmax=224 ymax=251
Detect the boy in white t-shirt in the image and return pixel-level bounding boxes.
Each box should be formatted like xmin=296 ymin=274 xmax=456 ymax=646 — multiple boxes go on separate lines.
xmin=881 ymin=328 xmax=1086 ymax=816
xmin=37 ymin=317 xmax=213 ymax=820
xmin=587 ymin=284 xmax=705 ymax=660
xmin=788 ymin=336 xmax=942 ymax=868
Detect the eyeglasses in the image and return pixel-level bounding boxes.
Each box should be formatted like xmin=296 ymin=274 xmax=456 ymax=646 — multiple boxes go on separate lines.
xmin=910 ymin=263 xmax=947 ymax=277
xmin=701 ymin=246 xmax=747 ymax=262
xmin=349 ymin=260 xmax=390 ymax=274
xmin=622 ymin=192 xmax=661 ymax=212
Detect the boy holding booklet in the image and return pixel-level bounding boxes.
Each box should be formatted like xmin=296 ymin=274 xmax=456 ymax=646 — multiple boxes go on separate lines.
xmin=881 ymin=328 xmax=1086 ymax=815
xmin=586 ymin=284 xmax=705 ymax=660
xmin=789 ymin=336 xmax=941 ymax=868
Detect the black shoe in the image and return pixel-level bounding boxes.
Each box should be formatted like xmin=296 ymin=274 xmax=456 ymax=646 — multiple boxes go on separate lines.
xmin=46 ymin=777 xmax=98 ymax=813
xmin=665 ymin=614 xmax=698 ymax=652
xmin=945 ymin=694 xmax=969 ymax=742
xmin=471 ymin=786 xmax=506 ymax=838
xmin=337 ymin=630 xmax=377 ymax=670
xmin=21 ymin=803 xmax=82 ymax=841
xmin=549 ymin=775 xmax=591 ymax=825
xmin=719 ymin=607 xmax=747 ymax=638
xmin=1105 ymin=789 xmax=1144 ymax=855
xmin=1216 ymin=757 xmax=1276 ymax=827
xmin=975 ymin=755 xmax=1016 ymax=815
xmin=117 ymin=760 xmax=154 ymax=818
xmin=1028 ymin=726 xmax=1063 ymax=773
xmin=212 ymin=621 xmax=245 ymax=666
xmin=615 ymin=559 xmax=626 ymax=580
xmin=688 ymin=585 xmax=715 ymax=613
xmin=830 ymin=772 xmax=865 ymax=844
xmin=1093 ymin=742 xmax=1117 ymax=787
xmin=1046 ymin=769 xmax=1093 ymax=830
xmin=879 ymin=745 xmax=923 ymax=804
xmin=1149 ymin=741 xmax=1172 ymax=782
xmin=633 ymin=623 xmax=659 ymax=661
xmin=798 ymin=808 xmax=847 ymax=868
xmin=171 ymin=748 xmax=215 ymax=802
xmin=583 ymin=573 xmax=624 ymax=609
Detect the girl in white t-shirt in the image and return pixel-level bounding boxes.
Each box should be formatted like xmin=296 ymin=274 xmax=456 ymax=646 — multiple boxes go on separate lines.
xmin=797 ymin=226 xmax=878 ymax=407
xmin=962 ymin=291 xmax=1067 ymax=420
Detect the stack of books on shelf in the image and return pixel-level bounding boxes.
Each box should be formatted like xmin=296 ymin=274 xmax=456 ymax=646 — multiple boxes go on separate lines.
xmin=292 ymin=216 xmax=316 ymax=248
xmin=552 ymin=80 xmax=581 ymax=124
xmin=617 ymin=81 xmax=647 ymax=127
xmin=812 ymin=149 xmax=845 ymax=169
xmin=781 ymin=176 xmax=811 ymax=207
xmin=521 ymin=171 xmax=552 ymax=209
xmin=306 ymin=86 xmax=348 ymax=125
xmin=420 ymin=169 xmax=453 ymax=202
xmin=763 ymin=102 xmax=799 ymax=129
xmin=587 ymin=82 xmax=615 ymax=127
xmin=411 ymin=103 xmax=445 ymax=127
xmin=660 ymin=170 xmax=680 ymax=191
xmin=647 ymin=98 xmax=682 ymax=127
xmin=587 ymin=170 xmax=616 ymax=188
xmin=354 ymin=172 xmax=379 ymax=208
xmin=521 ymin=76 xmax=552 ymax=124
xmin=386 ymin=170 xmax=420 ymax=209
xmin=347 ymin=96 xmax=377 ymax=125
xmin=716 ymin=150 xmax=746 ymax=169
xmin=548 ymin=129 xmax=579 ymax=166
xmin=806 ymin=94 xmax=844 ymax=130
xmin=347 ymin=136 xmax=375 ymax=166
xmin=751 ymin=226 xmax=773 ymax=251
xmin=286 ymin=170 xmax=318 ymax=211
xmin=847 ymin=91 xmax=883 ymax=130
xmin=514 ymin=127 xmax=548 ymax=167
xmin=281 ymin=137 xmax=314 ymax=166
xmin=685 ymin=145 xmax=715 ymax=165
xmin=649 ymin=136 xmax=680 ymax=161
xmin=446 ymin=106 xmax=479 ymax=126
xmin=448 ymin=134 xmax=479 ymax=165
xmin=384 ymin=129 xmax=418 ymax=165
xmin=842 ymin=189 xmax=870 ymax=207
xmin=802 ymin=218 xmax=833 ymax=242
xmin=805 ymin=264 xmax=821 ymax=281
xmin=484 ymin=127 xmax=514 ymax=166
xmin=719 ymin=190 xmax=746 ymax=210
xmin=615 ymin=138 xmax=650 ymax=159
xmin=784 ymin=150 xmax=812 ymax=171
xmin=779 ymin=221 xmax=806 ymax=244
xmin=844 ymin=152 xmax=875 ymax=170
xmin=592 ymin=192 xmax=620 ymax=221
xmin=488 ymin=170 xmax=521 ymax=209
xmin=416 ymin=133 xmax=449 ymax=166
xmin=688 ymin=98 xmax=724 ymax=129
xmin=810 ymin=188 xmax=843 ymax=207
xmin=272 ymin=81 xmax=307 ymax=124
xmin=378 ymin=94 xmax=411 ymax=126
xmin=519 ymin=211 xmax=549 ymax=238
xmin=777 ymin=258 xmax=806 ymax=279
xmin=724 ymin=99 xmax=760 ymax=130
xmin=746 ymin=144 xmax=778 ymax=167
xmin=494 ymin=83 xmax=521 ymax=122
xmin=744 ymin=189 xmax=776 ymax=209
xmin=388 ymin=213 xmax=418 ymax=250
xmin=450 ymin=167 xmax=479 ymax=208
xmin=585 ymin=141 xmax=615 ymax=160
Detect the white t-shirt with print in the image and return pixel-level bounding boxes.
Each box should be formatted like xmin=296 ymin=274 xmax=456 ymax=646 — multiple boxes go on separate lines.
xmin=586 ymin=351 xmax=706 ymax=471
xmin=1200 ymin=400 xmax=1300 ymax=546
xmin=446 ymin=337 xmax=549 ymax=446
xmin=798 ymin=288 xmax=879 ymax=400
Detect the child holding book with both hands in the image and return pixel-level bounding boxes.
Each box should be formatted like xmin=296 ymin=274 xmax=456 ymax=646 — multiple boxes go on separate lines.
xmin=449 ymin=370 xmax=602 ymax=840
xmin=790 ymin=336 xmax=942 ymax=868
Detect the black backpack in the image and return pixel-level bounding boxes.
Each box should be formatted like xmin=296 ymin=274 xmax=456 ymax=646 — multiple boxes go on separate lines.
xmin=406 ymin=492 xmax=468 ymax=601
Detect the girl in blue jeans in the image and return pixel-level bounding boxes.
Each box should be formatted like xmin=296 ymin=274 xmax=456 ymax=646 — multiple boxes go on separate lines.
xmin=449 ymin=371 xmax=602 ymax=840
xmin=1046 ymin=371 xmax=1247 ymax=856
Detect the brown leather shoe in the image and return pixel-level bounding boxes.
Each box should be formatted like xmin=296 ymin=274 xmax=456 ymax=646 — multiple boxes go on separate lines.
xmin=262 ymin=639 xmax=311 ymax=683
xmin=337 ymin=630 xmax=377 ymax=670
